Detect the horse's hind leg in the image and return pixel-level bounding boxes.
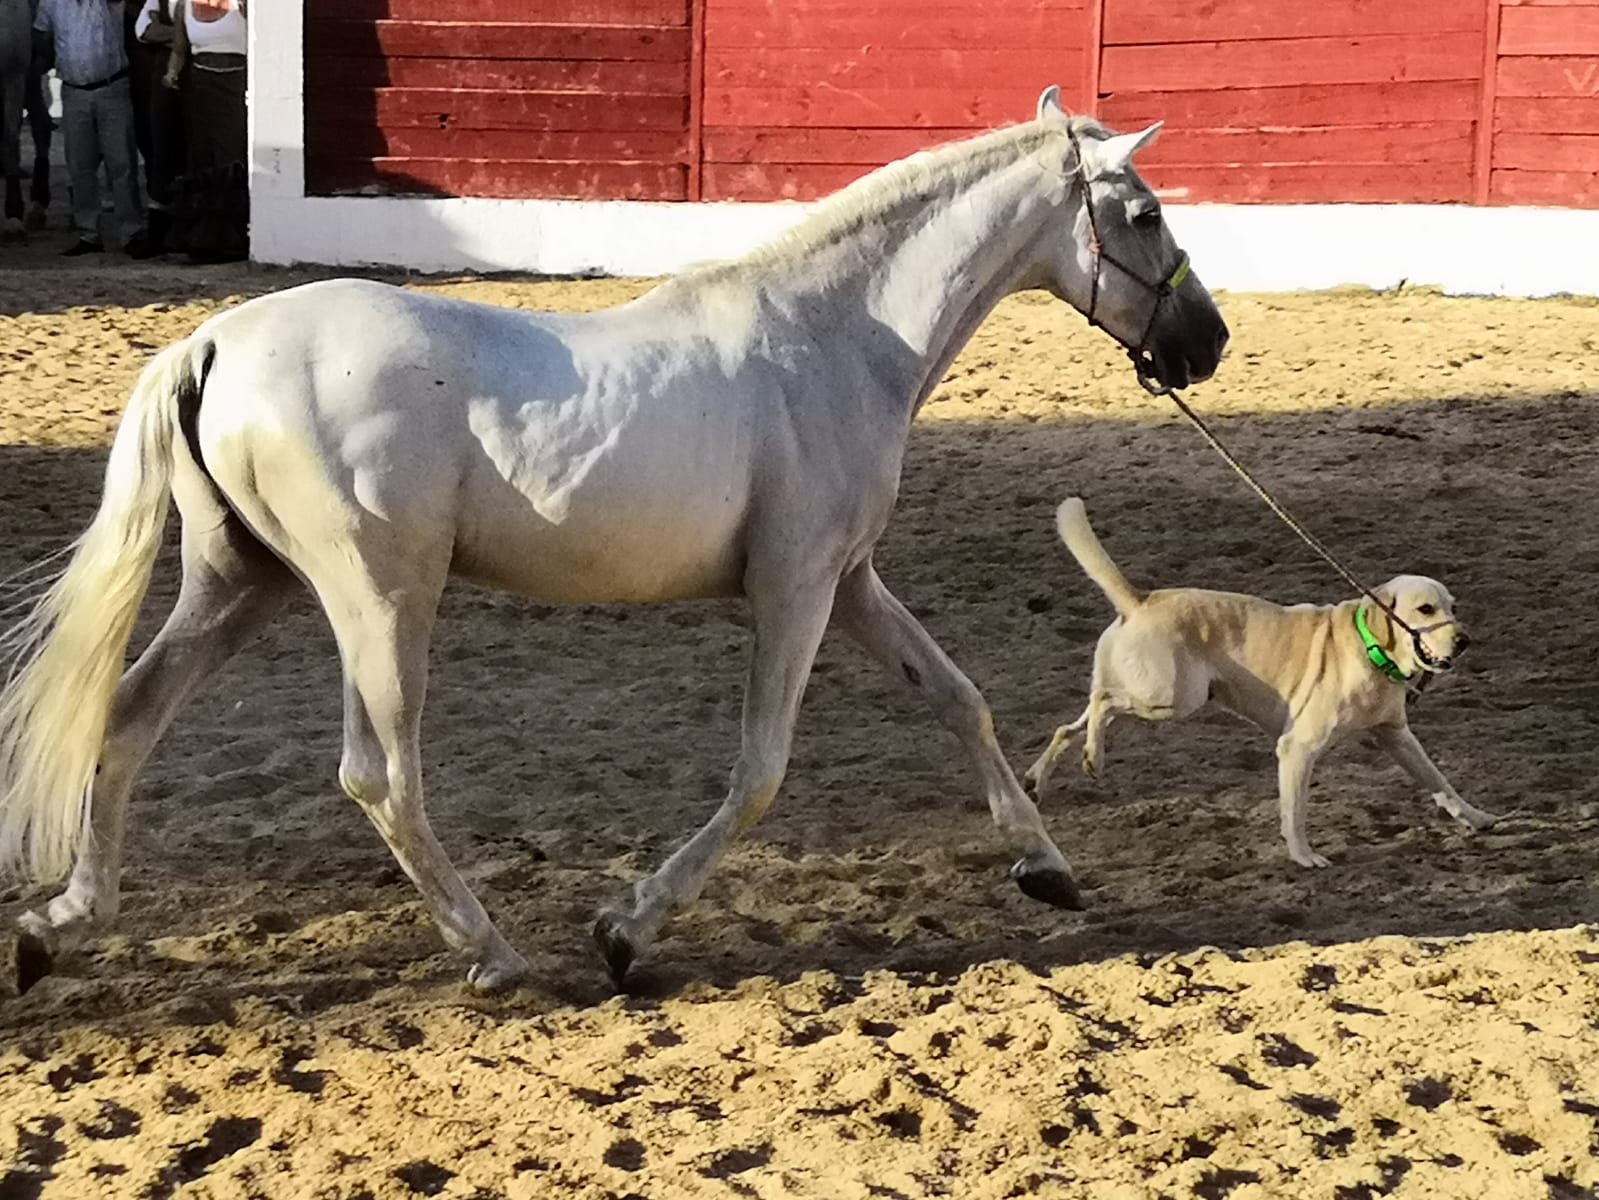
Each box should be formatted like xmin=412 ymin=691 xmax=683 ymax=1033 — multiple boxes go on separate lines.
xmin=831 ymin=559 xmax=1083 ymax=910
xmin=318 ymin=570 xmax=528 ymax=992
xmin=13 ymin=519 xmax=295 ymax=991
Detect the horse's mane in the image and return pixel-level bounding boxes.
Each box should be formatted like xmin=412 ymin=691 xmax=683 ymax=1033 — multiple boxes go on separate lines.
xmin=680 ymin=114 xmax=1110 ymax=284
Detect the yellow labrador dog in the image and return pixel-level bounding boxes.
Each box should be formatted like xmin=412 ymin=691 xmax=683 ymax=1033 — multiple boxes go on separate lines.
xmin=1025 ymin=498 xmax=1498 ymax=867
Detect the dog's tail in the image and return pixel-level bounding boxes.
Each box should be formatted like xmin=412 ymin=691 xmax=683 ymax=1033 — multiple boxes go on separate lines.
xmin=1056 ymin=498 xmax=1144 ymax=618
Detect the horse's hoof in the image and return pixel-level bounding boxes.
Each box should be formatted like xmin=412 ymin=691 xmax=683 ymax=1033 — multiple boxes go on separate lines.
xmin=1010 ymin=856 xmax=1085 ymax=911
xmin=466 ymin=950 xmax=530 ymax=993
xmin=13 ymin=913 xmax=58 ymax=995
xmin=24 ymin=204 xmax=46 ymax=232
xmin=1 ymin=217 xmax=24 ymax=243
xmin=592 ymin=911 xmax=638 ymax=989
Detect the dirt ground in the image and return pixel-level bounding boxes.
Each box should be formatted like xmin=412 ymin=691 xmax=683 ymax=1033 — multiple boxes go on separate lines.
xmin=0 ymin=255 xmax=1596 ymax=1200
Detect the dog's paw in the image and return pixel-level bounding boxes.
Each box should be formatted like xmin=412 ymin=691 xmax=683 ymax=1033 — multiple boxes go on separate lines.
xmin=1456 ymin=806 xmax=1502 ymax=832
xmin=1289 ymin=848 xmax=1331 ymax=869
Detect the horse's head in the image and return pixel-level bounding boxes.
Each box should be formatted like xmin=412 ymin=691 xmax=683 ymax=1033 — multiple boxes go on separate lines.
xmin=1033 ymin=88 xmax=1228 ymax=393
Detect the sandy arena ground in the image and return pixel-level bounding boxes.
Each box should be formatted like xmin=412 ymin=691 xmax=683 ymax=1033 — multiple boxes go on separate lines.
xmin=0 ymin=253 xmax=1596 ymax=1199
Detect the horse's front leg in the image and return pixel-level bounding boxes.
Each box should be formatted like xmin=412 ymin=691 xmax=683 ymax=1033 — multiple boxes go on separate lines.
xmin=832 ymin=560 xmax=1083 ymax=909
xmin=593 ymin=569 xmax=838 ymax=987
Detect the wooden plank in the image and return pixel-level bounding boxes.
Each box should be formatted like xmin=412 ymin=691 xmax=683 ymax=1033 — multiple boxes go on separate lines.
xmin=1496 ymin=95 xmax=1599 ymax=132
xmin=305 ymin=55 xmax=689 ymax=93
xmin=1494 ymin=130 xmax=1599 ymax=170
xmin=702 ymin=85 xmax=1068 ymax=128
xmin=306 ymin=20 xmax=691 ymax=62
xmin=331 ymin=0 xmax=690 ymax=22
xmin=1497 ymin=56 xmax=1599 ymax=97
xmin=688 ymin=0 xmax=707 ymax=199
xmin=707 ymin=48 xmax=1086 ymax=89
xmin=704 ymin=126 xmax=978 ymax=163
xmin=1499 ymin=6 xmax=1599 ymax=54
xmin=1100 ymin=33 xmax=1481 ymax=92
xmin=318 ymin=88 xmax=689 ymax=132
xmin=703 ymin=161 xmax=876 ymax=201
xmin=705 ymin=12 xmax=1085 ymax=49
xmin=1489 ymin=168 xmax=1599 ymax=205
xmin=1135 ymin=123 xmax=1476 ymax=167
xmin=1098 ymin=81 xmax=1480 ymax=127
xmin=1084 ymin=0 xmax=1105 ymax=116
xmin=1102 ymin=0 xmax=1481 ymax=46
xmin=705 ymin=159 xmax=1475 ymax=204
xmin=306 ymin=157 xmax=689 ymax=200
xmin=705 ymin=0 xmax=1082 ymax=9
xmin=1476 ymin=0 xmax=1502 ymax=203
xmin=1133 ymin=161 xmax=1474 ymax=203
xmin=305 ymin=126 xmax=690 ymax=163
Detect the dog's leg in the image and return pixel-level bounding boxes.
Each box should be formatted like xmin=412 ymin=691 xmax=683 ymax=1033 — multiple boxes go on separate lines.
xmin=1081 ymin=691 xmax=1117 ymax=778
xmin=1023 ymin=708 xmax=1088 ymax=798
xmin=1371 ymin=725 xmax=1500 ymax=832
xmin=1276 ymin=732 xmax=1331 ymax=867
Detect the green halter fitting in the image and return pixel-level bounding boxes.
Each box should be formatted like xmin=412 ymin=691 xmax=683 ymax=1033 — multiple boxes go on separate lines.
xmin=1355 ymin=605 xmax=1411 ymax=684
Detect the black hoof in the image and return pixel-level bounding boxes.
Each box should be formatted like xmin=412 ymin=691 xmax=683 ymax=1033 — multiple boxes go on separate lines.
xmin=1022 ymin=776 xmax=1040 ymax=801
xmin=592 ymin=913 xmax=637 ymax=990
xmin=15 ymin=929 xmax=54 ymax=995
xmin=1010 ymin=860 xmax=1086 ymax=911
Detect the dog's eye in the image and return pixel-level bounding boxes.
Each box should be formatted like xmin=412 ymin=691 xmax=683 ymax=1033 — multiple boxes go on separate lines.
xmin=1417 ymin=603 xmax=1437 ymax=616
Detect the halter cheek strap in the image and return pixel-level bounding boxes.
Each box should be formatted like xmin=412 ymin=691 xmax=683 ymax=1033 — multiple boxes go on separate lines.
xmin=1071 ymin=134 xmax=1192 ymax=397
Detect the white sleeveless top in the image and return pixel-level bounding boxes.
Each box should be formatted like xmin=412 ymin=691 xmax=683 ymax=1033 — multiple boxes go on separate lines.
xmin=185 ymin=1 xmax=247 ymax=58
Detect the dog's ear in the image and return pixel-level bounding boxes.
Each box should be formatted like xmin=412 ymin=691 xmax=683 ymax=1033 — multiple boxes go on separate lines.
xmin=1371 ymin=584 xmax=1399 ymax=647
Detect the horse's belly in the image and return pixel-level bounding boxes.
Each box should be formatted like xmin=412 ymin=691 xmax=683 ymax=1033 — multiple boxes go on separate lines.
xmin=450 ymin=488 xmax=747 ymax=603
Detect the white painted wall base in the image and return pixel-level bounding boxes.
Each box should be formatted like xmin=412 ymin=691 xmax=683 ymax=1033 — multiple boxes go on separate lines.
xmin=253 ymin=7 xmax=1599 ymax=297
xmin=250 ymin=195 xmax=1599 ymax=298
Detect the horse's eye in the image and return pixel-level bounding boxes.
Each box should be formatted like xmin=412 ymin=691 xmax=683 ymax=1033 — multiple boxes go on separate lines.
xmin=1132 ymin=207 xmax=1162 ymax=229
xmin=1417 ymin=603 xmax=1436 ymax=616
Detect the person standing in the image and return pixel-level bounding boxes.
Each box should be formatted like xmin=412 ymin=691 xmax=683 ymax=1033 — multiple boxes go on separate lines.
xmin=32 ymin=0 xmax=149 ymax=255
xmin=134 ymin=0 xmax=182 ymax=251
xmin=163 ymin=0 xmax=243 ymax=261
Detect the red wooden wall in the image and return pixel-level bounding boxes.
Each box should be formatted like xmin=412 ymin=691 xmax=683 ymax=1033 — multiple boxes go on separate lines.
xmin=1492 ymin=0 xmax=1599 ymax=205
xmin=698 ymin=0 xmax=1092 ymax=201
xmin=301 ymin=0 xmax=1599 ymax=209
xmin=1095 ymin=0 xmax=1484 ymax=203
xmin=304 ymin=0 xmax=695 ymax=200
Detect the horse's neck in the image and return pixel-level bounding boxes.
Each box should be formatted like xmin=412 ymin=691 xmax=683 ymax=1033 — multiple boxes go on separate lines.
xmin=791 ymin=156 xmax=1065 ymax=414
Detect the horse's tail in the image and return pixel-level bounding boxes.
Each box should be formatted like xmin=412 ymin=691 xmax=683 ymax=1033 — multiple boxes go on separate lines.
xmin=1055 ymin=497 xmax=1144 ymax=619
xmin=0 ymin=336 xmax=214 ymax=883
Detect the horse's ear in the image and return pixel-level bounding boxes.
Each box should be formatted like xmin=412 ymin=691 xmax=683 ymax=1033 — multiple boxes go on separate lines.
xmin=1093 ymin=122 xmax=1163 ymax=172
xmin=1036 ymin=85 xmax=1068 ymax=122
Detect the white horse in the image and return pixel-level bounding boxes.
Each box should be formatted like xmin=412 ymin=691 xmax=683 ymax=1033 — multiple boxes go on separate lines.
xmin=0 ymin=89 xmax=1227 ymax=993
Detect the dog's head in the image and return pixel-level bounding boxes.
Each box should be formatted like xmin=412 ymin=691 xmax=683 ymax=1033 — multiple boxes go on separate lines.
xmin=1371 ymin=575 xmax=1467 ymax=674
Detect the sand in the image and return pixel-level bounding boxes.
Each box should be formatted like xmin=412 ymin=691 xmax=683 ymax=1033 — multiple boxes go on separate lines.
xmin=0 ymin=255 xmax=1596 ymax=1199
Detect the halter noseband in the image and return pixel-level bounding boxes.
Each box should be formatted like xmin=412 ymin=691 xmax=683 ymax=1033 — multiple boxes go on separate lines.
xmin=1069 ymin=133 xmax=1191 ymax=397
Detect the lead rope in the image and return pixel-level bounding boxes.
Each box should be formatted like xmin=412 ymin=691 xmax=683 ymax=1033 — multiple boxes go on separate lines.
xmin=1154 ymin=387 xmax=1440 ymax=686
xmin=1065 ymin=132 xmax=1432 ymax=663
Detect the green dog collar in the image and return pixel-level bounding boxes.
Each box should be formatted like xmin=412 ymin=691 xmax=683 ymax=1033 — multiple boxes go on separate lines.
xmin=1355 ymin=605 xmax=1410 ymax=684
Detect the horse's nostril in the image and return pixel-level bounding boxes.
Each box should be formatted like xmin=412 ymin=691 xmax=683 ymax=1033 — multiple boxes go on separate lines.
xmin=1455 ymin=632 xmax=1471 ymax=652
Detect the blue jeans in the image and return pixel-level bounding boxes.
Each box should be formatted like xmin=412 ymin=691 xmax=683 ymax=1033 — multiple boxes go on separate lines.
xmin=61 ymin=74 xmax=142 ymax=244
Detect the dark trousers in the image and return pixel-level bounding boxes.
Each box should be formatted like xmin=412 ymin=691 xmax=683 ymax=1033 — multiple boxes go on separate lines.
xmin=184 ymin=63 xmax=246 ymax=174
xmin=23 ymin=52 xmax=50 ymax=210
xmin=148 ymin=66 xmax=185 ymax=208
